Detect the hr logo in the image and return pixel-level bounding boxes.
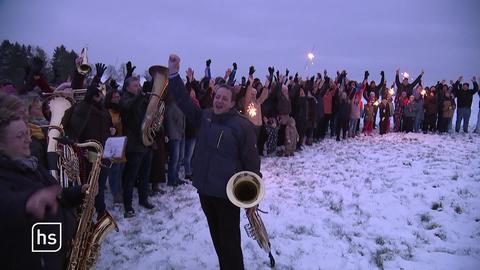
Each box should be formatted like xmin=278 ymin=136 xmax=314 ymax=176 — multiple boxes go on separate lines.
xmin=31 ymin=222 xmax=62 ymax=252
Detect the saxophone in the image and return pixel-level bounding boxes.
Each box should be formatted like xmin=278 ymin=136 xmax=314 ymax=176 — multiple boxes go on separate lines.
xmin=226 ymin=171 xmax=276 ymax=268
xmin=141 ymin=65 xmax=169 ymax=146
xmin=67 ymin=140 xmax=118 ymax=270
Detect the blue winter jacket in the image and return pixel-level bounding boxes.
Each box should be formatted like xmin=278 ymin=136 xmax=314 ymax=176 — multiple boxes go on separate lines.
xmin=169 ymin=74 xmax=261 ymax=199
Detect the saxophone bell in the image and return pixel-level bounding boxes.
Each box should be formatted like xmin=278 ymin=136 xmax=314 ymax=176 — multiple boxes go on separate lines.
xmin=226 ymin=171 xmax=275 ymax=268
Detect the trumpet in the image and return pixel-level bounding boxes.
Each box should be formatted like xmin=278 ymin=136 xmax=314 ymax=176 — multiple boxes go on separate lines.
xmin=78 ymin=47 xmax=92 ymax=75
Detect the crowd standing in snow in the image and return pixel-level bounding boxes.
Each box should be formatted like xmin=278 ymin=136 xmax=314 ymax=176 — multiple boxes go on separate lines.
xmin=0 ymin=52 xmax=479 ymax=269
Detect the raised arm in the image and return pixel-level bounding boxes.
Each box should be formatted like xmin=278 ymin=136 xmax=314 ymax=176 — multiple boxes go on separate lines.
xmin=168 ymin=54 xmax=203 ymax=128
xmin=411 ymin=70 xmax=424 ymax=88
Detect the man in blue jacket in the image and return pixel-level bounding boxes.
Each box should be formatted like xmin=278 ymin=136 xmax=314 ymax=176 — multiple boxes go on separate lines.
xmin=168 ymin=54 xmax=260 ymax=270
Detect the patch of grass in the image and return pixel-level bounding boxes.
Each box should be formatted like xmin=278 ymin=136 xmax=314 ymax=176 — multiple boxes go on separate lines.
xmin=329 ymin=199 xmax=343 ymax=214
xmin=420 ymin=213 xmax=431 ymax=223
xmin=426 ymin=223 xmax=440 ymax=230
xmin=431 ymin=202 xmax=443 ymax=211
xmin=375 ymin=237 xmax=385 ymax=246
xmin=372 ymin=247 xmax=393 ymax=270
xmin=435 ymin=230 xmax=447 ymax=241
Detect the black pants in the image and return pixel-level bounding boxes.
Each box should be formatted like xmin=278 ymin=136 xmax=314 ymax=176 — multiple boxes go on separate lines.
xmin=122 ymin=150 xmax=152 ymax=211
xmin=336 ymin=118 xmax=348 ymax=140
xmin=199 ymin=194 xmax=244 ymax=270
xmin=403 ymin=117 xmax=414 ymax=133
xmin=321 ymin=114 xmax=332 ymax=138
xmin=424 ymin=113 xmax=437 ymax=132
xmin=257 ymin=125 xmax=267 ymax=156
xmin=439 ymin=117 xmax=451 ymax=133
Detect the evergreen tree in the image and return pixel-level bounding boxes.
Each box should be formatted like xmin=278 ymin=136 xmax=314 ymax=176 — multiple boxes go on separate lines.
xmin=51 ymin=45 xmax=78 ymax=84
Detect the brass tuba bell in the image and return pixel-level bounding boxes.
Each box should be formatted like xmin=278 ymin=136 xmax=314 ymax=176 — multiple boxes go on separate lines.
xmin=77 ymin=47 xmax=92 ymax=75
xmin=141 ymin=65 xmax=169 ymax=146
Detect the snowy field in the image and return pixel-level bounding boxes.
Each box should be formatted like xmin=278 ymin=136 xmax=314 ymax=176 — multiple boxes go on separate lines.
xmin=96 ymin=104 xmax=480 ymax=270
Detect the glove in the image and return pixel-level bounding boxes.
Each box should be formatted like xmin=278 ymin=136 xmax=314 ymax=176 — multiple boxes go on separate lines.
xmin=206 ymin=59 xmax=212 ymax=67
xmin=95 ymin=63 xmax=106 ymax=78
xmin=380 ymin=70 xmax=385 ymax=77
xmin=364 ymin=70 xmax=369 ymax=80
xmin=126 ymin=61 xmax=136 ymax=76
xmin=249 ymin=66 xmax=255 ymax=76
xmin=109 ymin=79 xmax=119 ymax=90
xmin=268 ymin=66 xmax=274 ymax=77
xmin=276 ymin=70 xmax=280 ymax=78
xmin=241 ymin=76 xmax=246 ymax=86
xmin=233 ymin=62 xmax=237 ymax=70
xmin=285 ymin=69 xmax=289 ymax=77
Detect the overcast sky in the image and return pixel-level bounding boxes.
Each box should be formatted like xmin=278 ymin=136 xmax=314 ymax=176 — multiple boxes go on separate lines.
xmin=1 ymin=0 xmax=479 ymax=85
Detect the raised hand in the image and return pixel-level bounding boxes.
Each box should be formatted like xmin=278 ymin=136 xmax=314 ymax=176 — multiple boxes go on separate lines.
xmin=206 ymin=59 xmax=212 ymax=67
xmin=168 ymin=54 xmax=180 ymax=75
xmin=380 ymin=70 xmax=385 ymax=77
xmin=232 ymin=62 xmax=237 ymax=70
xmin=126 ymin=61 xmax=136 ymax=76
xmin=396 ymin=69 xmax=400 ymax=75
xmin=472 ymin=76 xmax=477 ymax=82
xmin=186 ymin=67 xmax=194 ymax=81
xmin=95 ymin=63 xmax=107 ymax=78
xmin=249 ymin=66 xmax=256 ymax=76
xmin=420 ymin=69 xmax=424 ymax=76
xmin=109 ymin=78 xmax=119 ymax=89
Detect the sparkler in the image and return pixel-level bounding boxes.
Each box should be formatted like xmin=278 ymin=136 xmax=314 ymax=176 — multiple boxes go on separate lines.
xmin=307 ymin=52 xmax=315 ymax=61
xmin=402 ymin=72 xmax=410 ymax=79
xmin=388 ymin=88 xmax=395 ymax=96
xmin=247 ymin=103 xmax=257 ymax=118
xmin=373 ymin=101 xmax=379 ymax=106
xmin=421 ymin=89 xmax=426 ymax=96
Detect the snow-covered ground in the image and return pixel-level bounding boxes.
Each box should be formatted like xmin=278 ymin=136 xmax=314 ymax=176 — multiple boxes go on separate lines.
xmin=96 ymin=102 xmax=480 ymax=270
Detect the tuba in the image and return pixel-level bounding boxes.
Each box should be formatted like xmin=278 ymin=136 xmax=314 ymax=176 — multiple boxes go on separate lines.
xmin=141 ymin=65 xmax=169 ymax=146
xmin=226 ymin=171 xmax=275 ymax=268
xmin=67 ymin=140 xmax=118 ymax=270
xmin=43 ymin=94 xmax=75 ymax=187
xmin=77 ymin=47 xmax=92 ymax=75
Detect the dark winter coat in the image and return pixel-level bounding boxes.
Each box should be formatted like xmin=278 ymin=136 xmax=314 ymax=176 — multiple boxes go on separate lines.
xmin=395 ymin=73 xmax=423 ymax=97
xmin=165 ymin=92 xmax=185 ymax=141
xmin=0 ymin=154 xmax=83 ymax=270
xmin=424 ymin=95 xmax=437 ymax=115
xmin=169 ymin=75 xmax=261 ymax=199
xmin=442 ymin=98 xmax=456 ymax=118
xmin=403 ymin=101 xmax=417 ymax=118
xmin=379 ymin=100 xmax=390 ymax=120
xmin=62 ymin=100 xmax=113 ymax=146
xmin=453 ymin=81 xmax=478 ymax=108
xmin=337 ymin=99 xmax=351 ymax=120
xmin=120 ymin=91 xmax=150 ymax=153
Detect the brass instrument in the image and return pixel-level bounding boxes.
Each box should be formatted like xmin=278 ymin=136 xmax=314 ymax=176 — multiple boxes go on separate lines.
xmin=141 ymin=65 xmax=169 ymax=146
xmin=78 ymin=47 xmax=92 ymax=75
xmin=67 ymin=140 xmax=119 ymax=270
xmin=44 ymin=94 xmax=75 ymax=186
xmin=40 ymin=125 xmax=81 ymax=187
xmin=42 ymin=89 xmax=87 ymax=102
xmin=226 ymin=171 xmax=275 ymax=268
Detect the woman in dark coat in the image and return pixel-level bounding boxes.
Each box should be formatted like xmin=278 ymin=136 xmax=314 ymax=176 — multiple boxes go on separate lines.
xmin=0 ymin=109 xmax=86 ymax=270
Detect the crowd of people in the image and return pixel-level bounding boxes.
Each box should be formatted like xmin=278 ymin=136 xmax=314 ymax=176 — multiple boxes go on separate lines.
xmin=0 ymin=52 xmax=479 ymax=269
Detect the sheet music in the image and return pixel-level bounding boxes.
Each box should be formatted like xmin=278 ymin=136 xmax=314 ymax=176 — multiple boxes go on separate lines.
xmin=103 ymin=136 xmax=127 ymax=161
